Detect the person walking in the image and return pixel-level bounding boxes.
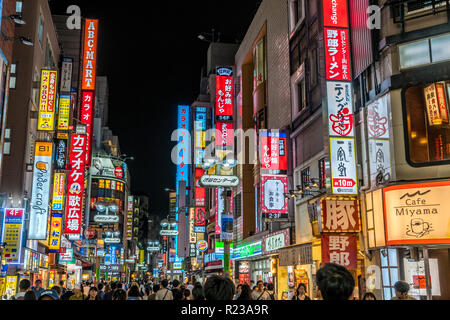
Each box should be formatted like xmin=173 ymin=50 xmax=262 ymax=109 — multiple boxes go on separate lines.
xmin=13 ymin=279 xmax=31 ymax=300
xmin=32 ymin=279 xmax=44 ymax=299
xmin=97 ymin=283 xmax=105 ymax=300
xmin=127 ymin=285 xmax=142 ymax=300
xmin=147 ymin=284 xmax=159 ymax=300
xmin=362 ymin=292 xmax=377 ymax=300
xmin=266 ymin=283 xmax=276 ymax=300
xmin=51 ymin=286 xmax=62 ymax=299
xmin=23 ymin=291 xmax=37 ymax=300
xmin=59 ymin=280 xmax=67 ymax=295
xmin=192 ymin=282 xmax=205 ymax=301
xmin=183 ymin=289 xmax=191 ymax=300
xmin=69 ymin=285 xmax=85 ymax=300
xmin=233 ymin=284 xmax=242 ymax=300
xmin=292 ymin=283 xmax=310 ymax=300
xmin=113 ymin=288 xmax=127 ymax=300
xmin=104 ymin=282 xmax=116 ymax=300
xmin=391 ymin=281 xmax=417 ymax=300
xmin=251 ymin=280 xmax=271 ymax=300
xmin=85 ymin=287 xmax=100 ymax=300
xmin=155 ymin=279 xmax=173 ymax=300
xmin=203 ymin=275 xmax=235 ymax=300
xmin=316 ymin=263 xmax=355 ymax=300
xmin=236 ymin=284 xmax=252 ymax=300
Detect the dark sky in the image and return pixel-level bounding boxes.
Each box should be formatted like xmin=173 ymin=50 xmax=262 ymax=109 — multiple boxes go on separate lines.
xmin=49 ymin=0 xmax=260 ymax=216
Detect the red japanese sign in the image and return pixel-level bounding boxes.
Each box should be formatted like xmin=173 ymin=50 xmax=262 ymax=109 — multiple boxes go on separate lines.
xmin=216 ymin=122 xmax=233 ymax=146
xmin=321 ymin=199 xmax=360 ymax=232
xmin=260 ymin=131 xmax=287 ymax=171
xmin=322 ymin=0 xmax=349 ymax=28
xmin=195 ymin=168 xmax=205 ymax=207
xmin=261 ymin=175 xmax=288 ymax=218
xmin=324 ymin=28 xmax=351 ymax=81
xmin=5 ymin=208 xmax=24 ymax=217
xmin=194 ymin=207 xmax=206 ymax=227
xmin=321 ymin=234 xmax=357 ymax=269
xmin=216 ymin=75 xmax=233 ymax=117
xmin=64 ymin=134 xmax=86 ymax=234
xmin=81 ymin=91 xmax=94 ymax=166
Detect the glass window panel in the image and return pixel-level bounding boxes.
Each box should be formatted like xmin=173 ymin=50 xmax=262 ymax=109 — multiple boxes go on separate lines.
xmin=10 ymin=64 xmax=16 ymax=74
xmin=431 ymin=33 xmax=450 ymax=63
xmin=380 ymin=250 xmax=388 ymax=267
xmin=390 ymin=268 xmax=399 ymax=286
xmin=9 ymin=77 xmax=16 ymax=89
xmin=388 ymin=249 xmax=398 ymax=267
xmin=3 ymin=142 xmax=10 ymax=155
xmin=16 ymin=1 xmax=22 ymax=13
xmin=383 ymin=287 xmax=392 ymax=300
xmin=382 ymin=268 xmax=390 ymax=287
xmin=399 ymin=40 xmax=431 ymax=69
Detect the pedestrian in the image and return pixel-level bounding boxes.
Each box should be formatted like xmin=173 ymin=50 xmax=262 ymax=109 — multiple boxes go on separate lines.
xmin=13 ymin=279 xmax=31 ymax=300
xmin=292 ymin=283 xmax=310 ymax=300
xmin=251 ymin=280 xmax=271 ymax=300
xmin=142 ymin=287 xmax=150 ymax=300
xmin=97 ymin=283 xmax=105 ymax=300
xmin=187 ymin=282 xmax=194 ymax=293
xmin=233 ymin=284 xmax=242 ymax=300
xmin=85 ymin=287 xmax=99 ymax=300
xmin=362 ymin=292 xmax=377 ymax=300
xmin=127 ymin=285 xmax=142 ymax=300
xmin=113 ymin=289 xmax=127 ymax=300
xmin=148 ymin=284 xmax=159 ymax=300
xmin=249 ymin=280 xmax=255 ymax=290
xmin=236 ymin=284 xmax=252 ymax=300
xmin=32 ymin=279 xmax=44 ymax=299
xmin=104 ymin=282 xmax=116 ymax=300
xmin=391 ymin=281 xmax=416 ymax=300
xmin=203 ymin=275 xmax=235 ymax=300
xmin=52 ymin=286 xmax=62 ymax=299
xmin=38 ymin=289 xmax=60 ymax=300
xmin=192 ymin=283 xmax=205 ymax=300
xmin=24 ymin=291 xmax=37 ymax=300
xmin=316 ymin=263 xmax=355 ymax=300
xmin=183 ymin=289 xmax=191 ymax=300
xmin=59 ymin=280 xmax=67 ymax=295
xmin=61 ymin=288 xmax=74 ymax=300
xmin=155 ymin=279 xmax=173 ymax=300
xmin=69 ymin=285 xmax=85 ymax=300
xmin=281 ymin=291 xmax=288 ymax=300
xmin=266 ymin=283 xmax=276 ymax=300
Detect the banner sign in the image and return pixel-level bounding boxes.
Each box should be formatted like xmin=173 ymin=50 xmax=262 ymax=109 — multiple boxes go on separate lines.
xmin=55 ymin=139 xmax=67 ymax=170
xmin=262 ymin=229 xmax=290 ymax=255
xmin=48 ymin=214 xmax=62 ymax=252
xmin=200 ymin=175 xmax=239 ymax=188
xmin=81 ymin=91 xmax=94 ymax=165
xmin=1 ymin=208 xmax=25 ymax=264
xmin=322 ymin=0 xmax=349 ymax=28
xmin=82 ymin=19 xmax=98 ymax=90
xmin=321 ymin=234 xmax=357 ymax=269
xmin=324 ymin=27 xmax=351 ymax=81
xmin=176 ymin=105 xmax=190 ymax=207
xmin=64 ymin=134 xmax=86 ymax=234
xmin=329 ymin=137 xmax=358 ymax=195
xmin=60 ymin=57 xmax=73 ymax=92
xmin=29 ymin=142 xmax=53 ymax=239
xmin=37 ymin=70 xmax=58 ymax=131
xmin=327 ymin=82 xmax=354 ymax=137
xmin=321 ymin=199 xmax=360 ymax=232
xmin=215 ymin=122 xmax=233 ymax=147
xmin=383 ymin=181 xmax=450 ymax=245
xmin=57 ymin=94 xmax=71 ymax=131
xmin=194 ymin=207 xmax=206 ymax=232
xmin=233 ymin=240 xmax=262 ymax=260
xmin=189 ymin=208 xmax=196 ymax=244
xmin=261 ymin=175 xmax=288 ymax=219
xmin=216 ymin=67 xmax=233 ymax=117
xmin=52 ymin=173 xmax=65 ymax=211
xmin=260 ymin=131 xmax=287 ymax=172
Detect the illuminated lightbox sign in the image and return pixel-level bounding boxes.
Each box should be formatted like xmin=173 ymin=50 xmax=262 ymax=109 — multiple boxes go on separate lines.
xmin=147 ymin=246 xmax=160 ymax=251
xmin=260 ymin=131 xmax=287 ymax=172
xmin=1 ymin=208 xmax=25 ymax=264
xmin=322 ymin=0 xmax=349 ymax=28
xmin=200 ymin=175 xmax=239 ymax=188
xmin=329 ymin=137 xmax=358 ymax=195
xmin=216 ymin=67 xmax=233 ymax=117
xmin=82 ymin=19 xmax=98 ymax=90
xmin=233 ymin=240 xmax=262 ymax=260
xmin=93 ymin=215 xmax=119 ymax=223
xmin=324 ymin=27 xmax=351 ymax=82
xmin=261 ymin=175 xmax=288 ymax=219
xmin=327 ymin=82 xmax=354 ymax=137
xmin=37 ymin=70 xmax=58 ymax=131
xmin=160 ymin=230 xmax=178 ymax=236
xmin=104 ymin=238 xmax=121 ymax=244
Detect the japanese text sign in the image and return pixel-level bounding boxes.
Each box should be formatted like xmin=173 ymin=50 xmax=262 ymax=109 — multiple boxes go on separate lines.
xmin=29 ymin=142 xmax=53 ymax=239
xmin=330 ymin=137 xmax=358 ymax=195
xmin=60 ymin=57 xmax=73 ymax=92
xmin=52 ymin=173 xmax=65 ymax=211
xmin=48 ymin=214 xmax=62 ymax=252
xmin=260 ymin=131 xmax=287 ymax=172
xmin=321 ymin=234 xmax=357 ymax=269
xmin=176 ymin=105 xmax=190 ymax=203
xmin=57 ymin=94 xmax=71 ymax=131
xmin=324 ymin=28 xmax=351 ymax=81
xmin=1 ymin=209 xmax=25 ymax=264
xmin=216 ymin=122 xmax=233 ymax=147
xmin=262 ymin=229 xmax=290 ymax=255
xmin=81 ymin=91 xmax=94 ymax=165
xmin=327 ymin=82 xmax=354 ymax=137
xmin=82 ymin=19 xmax=98 ymax=90
xmin=216 ymin=67 xmax=233 ymax=117
xmin=64 ymin=134 xmax=86 ymax=234
xmin=37 ymin=70 xmax=58 ymax=131
xmin=321 ymin=199 xmax=360 ymax=232
xmin=261 ymin=175 xmax=288 ymax=219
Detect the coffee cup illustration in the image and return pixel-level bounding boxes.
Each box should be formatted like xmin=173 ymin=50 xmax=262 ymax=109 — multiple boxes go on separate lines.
xmin=406 ymin=218 xmax=433 ymax=238
xmin=36 ymin=161 xmax=48 ymax=171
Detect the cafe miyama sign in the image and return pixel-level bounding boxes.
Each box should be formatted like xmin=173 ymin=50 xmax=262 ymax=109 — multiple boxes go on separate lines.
xmin=383 ymin=181 xmax=450 ymax=245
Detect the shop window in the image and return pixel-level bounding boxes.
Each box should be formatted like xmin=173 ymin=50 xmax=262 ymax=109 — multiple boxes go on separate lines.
xmin=253 ymin=38 xmax=266 ymax=91
xmin=407 ymin=0 xmax=445 ymax=13
xmin=380 ymin=248 xmax=399 ymax=300
xmin=404 ymin=81 xmax=450 ymax=165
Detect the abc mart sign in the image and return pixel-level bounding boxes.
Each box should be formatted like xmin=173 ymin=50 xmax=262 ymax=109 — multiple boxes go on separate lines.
xmin=200 ymin=175 xmax=239 ymax=188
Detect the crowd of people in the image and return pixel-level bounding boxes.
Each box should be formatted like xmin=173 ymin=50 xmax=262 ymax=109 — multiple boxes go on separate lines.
xmin=4 ymin=263 xmax=417 ymax=301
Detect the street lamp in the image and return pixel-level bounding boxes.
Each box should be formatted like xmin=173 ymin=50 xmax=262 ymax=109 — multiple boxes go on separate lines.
xmin=3 ymin=14 xmax=26 ymax=25
xmin=1 ymin=31 xmax=33 ymax=46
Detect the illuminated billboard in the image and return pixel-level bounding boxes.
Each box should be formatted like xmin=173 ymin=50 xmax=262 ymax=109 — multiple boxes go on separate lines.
xmin=37 ymin=70 xmax=58 ymax=131
xmin=81 ymin=91 xmax=94 ymax=165
xmin=216 ymin=67 xmax=233 ymax=118
xmin=57 ymin=94 xmax=71 ymax=131
xmin=82 ymin=19 xmax=98 ymax=91
xmin=1 ymin=208 xmax=25 ymax=264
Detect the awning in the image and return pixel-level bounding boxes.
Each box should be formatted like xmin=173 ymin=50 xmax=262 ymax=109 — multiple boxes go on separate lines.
xmin=279 ymin=242 xmax=313 ymax=266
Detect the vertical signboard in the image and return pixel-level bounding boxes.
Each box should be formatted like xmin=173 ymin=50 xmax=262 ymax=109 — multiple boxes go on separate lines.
xmin=323 ymin=0 xmax=357 ymax=196
xmin=260 ymin=131 xmax=288 ymax=173
xmin=60 ymin=57 xmax=73 ymax=93
xmin=189 ymin=208 xmax=196 ymax=244
xmin=321 ymin=234 xmax=357 ymax=269
xmin=320 ymin=199 xmax=360 ymax=232
xmin=52 ymin=173 xmax=65 ymax=211
xmin=126 ymin=196 xmax=133 ymax=241
xmin=1 ymin=209 xmax=25 ymax=264
xmin=57 ymin=94 xmax=71 ymax=131
xmin=48 ymin=214 xmax=62 ymax=252
xmin=81 ymin=91 xmax=94 ymax=165
xmin=194 ymin=207 xmax=206 ymax=233
xmin=215 ymin=67 xmax=233 ymax=118
xmin=54 ymin=139 xmax=67 ymax=170
xmin=37 ymin=70 xmax=58 ymax=131
xmin=64 ymin=134 xmax=86 ymax=234
xmin=29 ymin=142 xmax=53 ymax=239
xmin=82 ymin=19 xmax=98 ymax=91
xmin=194 ymin=107 xmax=207 ymax=167
xmin=261 ymin=175 xmax=288 ymax=219
xmin=176 ymin=105 xmax=190 ymax=205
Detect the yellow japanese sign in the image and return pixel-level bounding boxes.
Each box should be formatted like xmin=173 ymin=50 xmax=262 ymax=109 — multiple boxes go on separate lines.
xmin=37 ymin=70 xmax=58 ymax=131
xmin=48 ymin=215 xmax=62 ymax=251
xmin=57 ymin=94 xmax=71 ymax=130
xmin=52 ymin=173 xmax=65 ymax=211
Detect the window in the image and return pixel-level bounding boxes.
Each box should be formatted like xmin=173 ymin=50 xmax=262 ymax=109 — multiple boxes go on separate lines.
xmin=45 ymin=39 xmax=55 ymax=68
xmin=253 ymin=38 xmax=266 ymax=90
xmin=9 ymin=64 xmax=17 ymax=89
xmin=407 ymin=0 xmax=445 ymax=13
xmin=16 ymin=1 xmax=23 ymax=13
xmin=380 ymin=248 xmax=399 ymax=300
xmin=38 ymin=14 xmax=44 ymax=47
xmin=289 ymin=0 xmax=305 ymax=33
xmin=32 ymin=70 xmax=39 ymax=107
xmin=404 ymin=81 xmax=450 ymax=165
xmin=399 ymin=33 xmax=450 ymax=69
xmin=301 ymin=167 xmax=310 ymax=190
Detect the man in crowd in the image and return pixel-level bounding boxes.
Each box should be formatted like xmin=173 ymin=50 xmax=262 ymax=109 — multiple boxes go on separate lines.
xmin=13 ymin=279 xmax=31 ymax=300
xmin=32 ymin=279 xmax=45 ymax=299
xmin=155 ymin=279 xmax=173 ymax=300
xmin=316 ymin=263 xmax=355 ymax=300
xmin=97 ymin=283 xmax=105 ymax=300
xmin=251 ymin=280 xmax=271 ymax=300
xmin=104 ymin=281 xmax=116 ymax=300
xmin=59 ymin=280 xmax=67 ymax=295
xmin=392 ymin=281 xmax=417 ymax=300
xmin=203 ymin=275 xmax=235 ymax=300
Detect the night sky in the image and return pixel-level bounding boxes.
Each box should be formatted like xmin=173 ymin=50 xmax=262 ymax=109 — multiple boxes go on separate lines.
xmin=49 ymin=0 xmax=260 ymax=216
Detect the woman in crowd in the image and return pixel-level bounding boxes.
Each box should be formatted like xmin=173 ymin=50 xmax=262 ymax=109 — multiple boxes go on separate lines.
xmin=236 ymin=284 xmax=252 ymax=300
xmin=85 ymin=287 xmax=100 ymax=301
xmin=292 ymin=283 xmax=311 ymax=300
xmin=112 ymin=289 xmax=127 ymax=300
